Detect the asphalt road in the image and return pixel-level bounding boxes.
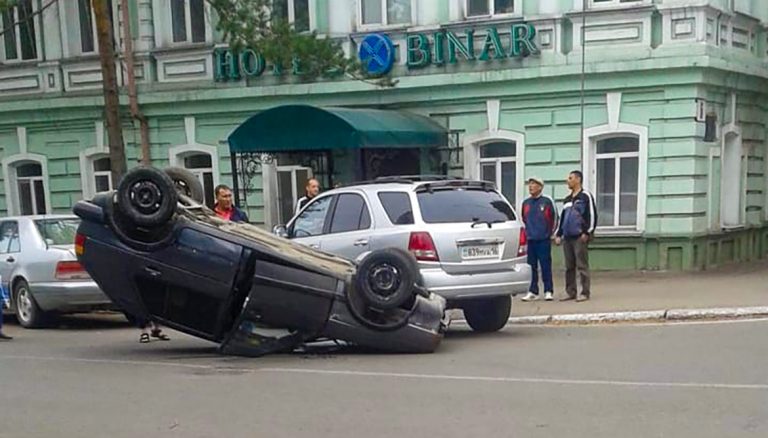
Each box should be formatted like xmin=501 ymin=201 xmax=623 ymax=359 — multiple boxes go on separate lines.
xmin=1 ymin=315 xmax=767 ymax=438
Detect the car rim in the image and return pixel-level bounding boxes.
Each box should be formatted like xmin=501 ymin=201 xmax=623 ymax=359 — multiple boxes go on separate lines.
xmin=129 ymin=180 xmax=163 ymax=214
xmin=367 ymin=263 xmax=401 ymax=299
xmin=16 ymin=287 xmax=32 ymax=322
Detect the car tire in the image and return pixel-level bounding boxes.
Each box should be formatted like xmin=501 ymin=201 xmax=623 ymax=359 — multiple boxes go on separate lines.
xmin=355 ymin=248 xmax=418 ymax=311
xmin=164 ymin=167 xmax=205 ymax=204
xmin=117 ymin=166 xmax=178 ymax=227
xmin=463 ymin=296 xmax=511 ymax=333
xmin=13 ymin=280 xmax=47 ymax=329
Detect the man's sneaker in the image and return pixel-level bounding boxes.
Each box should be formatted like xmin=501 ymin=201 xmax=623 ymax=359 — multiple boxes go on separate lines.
xmin=0 ymin=332 xmax=12 ymax=341
xmin=544 ymin=292 xmax=554 ymax=301
xmin=521 ymin=292 xmax=539 ymax=302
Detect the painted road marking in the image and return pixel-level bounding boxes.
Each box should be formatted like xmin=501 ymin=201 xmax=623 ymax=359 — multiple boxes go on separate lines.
xmin=2 ymin=354 xmax=767 ymax=391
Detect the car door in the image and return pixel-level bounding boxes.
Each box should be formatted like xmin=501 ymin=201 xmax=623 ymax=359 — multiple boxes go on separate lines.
xmin=0 ymin=221 xmax=20 ymax=298
xmin=289 ymin=195 xmax=334 ymax=250
xmin=320 ymin=192 xmax=373 ymax=260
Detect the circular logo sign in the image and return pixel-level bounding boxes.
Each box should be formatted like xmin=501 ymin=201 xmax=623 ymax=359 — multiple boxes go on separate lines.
xmin=359 ymin=33 xmax=395 ymax=77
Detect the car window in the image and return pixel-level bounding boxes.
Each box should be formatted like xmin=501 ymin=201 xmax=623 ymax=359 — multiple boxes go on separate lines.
xmin=291 ymin=196 xmax=333 ymax=238
xmin=35 ymin=218 xmax=79 ymax=245
xmin=329 ymin=193 xmax=371 ymax=234
xmin=378 ymin=192 xmax=414 ymax=225
xmin=0 ymin=221 xmax=20 ymax=254
xmin=417 ymin=188 xmax=516 ymax=224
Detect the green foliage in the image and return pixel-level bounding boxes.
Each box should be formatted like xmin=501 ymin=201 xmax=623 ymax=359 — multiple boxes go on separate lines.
xmin=206 ymin=0 xmax=395 ymax=86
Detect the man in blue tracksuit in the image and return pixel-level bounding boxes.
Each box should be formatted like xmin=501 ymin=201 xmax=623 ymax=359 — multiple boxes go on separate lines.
xmin=555 ymin=170 xmax=598 ymax=302
xmin=520 ymin=177 xmax=558 ymax=302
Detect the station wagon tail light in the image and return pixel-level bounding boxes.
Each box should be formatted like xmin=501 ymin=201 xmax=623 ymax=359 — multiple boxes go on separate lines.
xmin=408 ymin=232 xmax=439 ymax=262
xmin=74 ymin=233 xmax=86 ymax=256
xmin=55 ymin=261 xmax=89 ymax=280
xmin=518 ymin=229 xmax=527 ymax=257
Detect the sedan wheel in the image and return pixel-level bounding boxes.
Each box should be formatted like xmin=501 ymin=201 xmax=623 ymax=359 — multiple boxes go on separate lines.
xmin=14 ymin=280 xmax=46 ymax=329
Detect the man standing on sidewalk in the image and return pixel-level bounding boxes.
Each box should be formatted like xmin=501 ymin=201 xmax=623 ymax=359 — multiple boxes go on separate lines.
xmin=520 ymin=177 xmax=558 ymax=302
xmin=555 ymin=170 xmax=597 ymax=302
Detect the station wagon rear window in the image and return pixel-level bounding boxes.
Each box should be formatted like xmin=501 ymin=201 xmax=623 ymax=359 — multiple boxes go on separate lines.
xmin=417 ymin=188 xmax=516 ymax=224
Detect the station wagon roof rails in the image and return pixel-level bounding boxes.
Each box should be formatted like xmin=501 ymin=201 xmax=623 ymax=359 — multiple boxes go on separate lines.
xmin=348 ymin=175 xmax=462 ymax=186
xmin=415 ymin=180 xmax=497 ymax=193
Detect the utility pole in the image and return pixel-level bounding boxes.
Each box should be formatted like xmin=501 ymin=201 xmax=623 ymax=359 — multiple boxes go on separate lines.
xmin=120 ymin=0 xmax=151 ymax=165
xmin=93 ymin=0 xmax=128 ymax=183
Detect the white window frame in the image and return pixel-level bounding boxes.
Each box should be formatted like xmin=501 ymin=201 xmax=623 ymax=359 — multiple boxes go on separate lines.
xmin=463 ymin=130 xmax=526 ymax=213
xmin=594 ymin=141 xmax=640 ymax=229
xmin=583 ymin=126 xmax=648 ymax=234
xmin=0 ymin=0 xmax=42 ymax=63
xmin=479 ymin=151 xmax=517 ymax=205
xmin=464 ymin=0 xmax=518 ymax=19
xmin=279 ymin=0 xmax=317 ymax=33
xmin=79 ymin=146 xmax=113 ymax=199
xmin=277 ymin=165 xmax=314 ymax=224
xmin=588 ymin=0 xmax=648 ymax=9
xmin=2 ymin=154 xmax=52 ymax=216
xmin=357 ymin=0 xmax=416 ymax=30
xmin=168 ymin=0 xmax=212 ymax=45
xmin=75 ymin=0 xmax=100 ymax=55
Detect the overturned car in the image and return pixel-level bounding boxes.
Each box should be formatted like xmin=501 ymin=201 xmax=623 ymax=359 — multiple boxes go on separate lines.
xmin=73 ymin=166 xmax=447 ymax=357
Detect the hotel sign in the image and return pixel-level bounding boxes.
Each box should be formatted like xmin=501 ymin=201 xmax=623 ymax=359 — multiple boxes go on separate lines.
xmin=213 ymin=23 xmax=539 ymax=81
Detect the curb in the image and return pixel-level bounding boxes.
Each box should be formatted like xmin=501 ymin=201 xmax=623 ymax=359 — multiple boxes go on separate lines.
xmin=499 ymin=306 xmax=768 ymax=325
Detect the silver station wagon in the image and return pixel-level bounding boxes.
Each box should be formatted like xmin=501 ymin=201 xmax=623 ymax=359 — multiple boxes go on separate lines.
xmin=279 ymin=177 xmax=532 ymax=332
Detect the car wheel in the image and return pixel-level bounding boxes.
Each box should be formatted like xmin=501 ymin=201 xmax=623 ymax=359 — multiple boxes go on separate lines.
xmin=117 ymin=166 xmax=178 ymax=227
xmin=164 ymin=167 xmax=205 ymax=204
xmin=462 ymin=296 xmax=511 ymax=333
xmin=355 ymin=248 xmax=418 ymax=311
xmin=14 ymin=280 xmax=46 ymax=329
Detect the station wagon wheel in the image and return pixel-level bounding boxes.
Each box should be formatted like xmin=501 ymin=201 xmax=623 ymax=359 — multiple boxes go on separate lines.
xmin=13 ymin=280 xmax=46 ymax=329
xmin=355 ymin=248 xmax=417 ymax=311
xmin=117 ymin=166 xmax=178 ymax=227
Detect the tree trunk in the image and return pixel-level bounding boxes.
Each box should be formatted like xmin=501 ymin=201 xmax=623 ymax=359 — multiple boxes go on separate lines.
xmin=120 ymin=0 xmax=151 ymax=165
xmin=93 ymin=0 xmax=127 ymax=184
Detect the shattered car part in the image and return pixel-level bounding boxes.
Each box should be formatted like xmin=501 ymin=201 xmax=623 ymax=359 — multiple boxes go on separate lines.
xmin=73 ymin=166 xmax=446 ymax=357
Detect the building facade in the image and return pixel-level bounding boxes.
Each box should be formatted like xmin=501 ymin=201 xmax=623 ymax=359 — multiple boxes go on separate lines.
xmin=1 ymin=0 xmax=767 ymax=270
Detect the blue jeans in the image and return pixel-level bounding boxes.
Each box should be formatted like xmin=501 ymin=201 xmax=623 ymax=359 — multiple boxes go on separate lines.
xmin=527 ymin=239 xmax=554 ymax=295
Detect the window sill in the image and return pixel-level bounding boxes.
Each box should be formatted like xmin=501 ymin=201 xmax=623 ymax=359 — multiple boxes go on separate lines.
xmin=594 ymin=227 xmax=643 ymax=237
xmin=356 ymin=23 xmax=412 ymax=33
xmin=721 ymin=224 xmax=745 ymax=232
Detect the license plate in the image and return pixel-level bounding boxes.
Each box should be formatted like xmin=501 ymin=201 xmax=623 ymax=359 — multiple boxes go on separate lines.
xmin=460 ymin=244 xmax=499 ymax=260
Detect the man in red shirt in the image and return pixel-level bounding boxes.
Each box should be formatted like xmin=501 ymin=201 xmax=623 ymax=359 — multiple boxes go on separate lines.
xmin=213 ymin=184 xmax=249 ymax=222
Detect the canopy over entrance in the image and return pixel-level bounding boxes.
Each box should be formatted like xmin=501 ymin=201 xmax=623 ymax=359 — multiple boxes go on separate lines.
xmin=227 ymin=105 xmax=448 ymax=152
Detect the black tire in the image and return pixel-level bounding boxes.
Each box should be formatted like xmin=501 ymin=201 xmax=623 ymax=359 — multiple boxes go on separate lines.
xmin=355 ymin=248 xmax=418 ymax=311
xmin=116 ymin=166 xmax=178 ymax=227
xmin=164 ymin=167 xmax=205 ymax=204
xmin=463 ymin=296 xmax=512 ymax=333
xmin=13 ymin=280 xmax=47 ymax=329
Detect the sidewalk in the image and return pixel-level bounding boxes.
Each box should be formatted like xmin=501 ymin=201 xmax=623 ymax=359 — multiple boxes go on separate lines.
xmin=510 ymin=258 xmax=768 ymax=323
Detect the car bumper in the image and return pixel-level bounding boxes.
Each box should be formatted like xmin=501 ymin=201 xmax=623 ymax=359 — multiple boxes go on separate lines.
xmin=420 ymin=263 xmax=531 ymax=302
xmin=28 ymin=281 xmax=113 ymax=312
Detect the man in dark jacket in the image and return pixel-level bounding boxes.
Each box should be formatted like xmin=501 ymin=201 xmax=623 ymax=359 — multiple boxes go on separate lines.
xmin=520 ymin=177 xmax=558 ymax=302
xmin=213 ymin=184 xmax=249 ymax=223
xmin=555 ymin=170 xmax=597 ymax=302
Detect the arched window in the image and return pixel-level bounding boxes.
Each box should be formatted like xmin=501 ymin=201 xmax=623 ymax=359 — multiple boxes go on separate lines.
xmin=594 ymin=136 xmax=640 ymax=227
xmin=479 ymin=141 xmax=517 ymax=206
xmin=15 ymin=162 xmax=46 ymax=215
xmin=181 ymin=152 xmax=215 ymax=208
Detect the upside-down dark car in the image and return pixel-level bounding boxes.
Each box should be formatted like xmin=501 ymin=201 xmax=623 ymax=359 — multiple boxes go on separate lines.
xmin=72 ymin=166 xmax=447 ymax=357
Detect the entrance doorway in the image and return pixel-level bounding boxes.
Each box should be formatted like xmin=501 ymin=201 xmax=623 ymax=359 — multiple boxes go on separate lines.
xmin=363 ymin=148 xmax=421 ymax=179
xmin=277 ymin=165 xmax=313 ymax=223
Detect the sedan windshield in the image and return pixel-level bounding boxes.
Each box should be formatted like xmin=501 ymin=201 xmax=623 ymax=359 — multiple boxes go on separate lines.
xmin=35 ymin=219 xmax=80 ymax=245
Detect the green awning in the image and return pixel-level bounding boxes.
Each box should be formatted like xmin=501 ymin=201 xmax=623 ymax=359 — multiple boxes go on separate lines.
xmin=228 ymin=105 xmax=448 ymax=153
